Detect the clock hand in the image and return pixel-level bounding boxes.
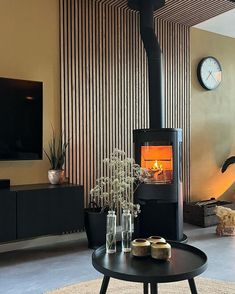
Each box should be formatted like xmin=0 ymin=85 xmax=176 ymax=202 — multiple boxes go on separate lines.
xmin=206 ymin=71 xmax=212 ymax=80
xmin=211 ymin=73 xmax=219 ymax=84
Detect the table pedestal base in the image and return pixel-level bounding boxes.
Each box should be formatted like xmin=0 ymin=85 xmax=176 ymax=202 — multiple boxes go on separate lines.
xmin=99 ymin=276 xmax=198 ymax=294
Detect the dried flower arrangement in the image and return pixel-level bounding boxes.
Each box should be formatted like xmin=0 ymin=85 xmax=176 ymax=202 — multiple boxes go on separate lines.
xmin=90 ymin=149 xmax=143 ymax=217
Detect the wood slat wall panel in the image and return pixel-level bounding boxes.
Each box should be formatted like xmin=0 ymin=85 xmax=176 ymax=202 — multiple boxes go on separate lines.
xmin=96 ymin=0 xmax=235 ymax=26
xmin=155 ymin=20 xmax=191 ymax=199
xmin=60 ymin=0 xmax=191 ymax=206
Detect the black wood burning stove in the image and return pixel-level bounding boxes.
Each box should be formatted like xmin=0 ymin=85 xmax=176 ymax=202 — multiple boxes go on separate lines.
xmin=129 ymin=0 xmax=185 ymax=241
xmin=133 ymin=128 xmax=184 ymax=241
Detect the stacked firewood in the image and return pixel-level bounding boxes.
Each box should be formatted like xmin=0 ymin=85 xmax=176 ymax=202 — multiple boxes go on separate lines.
xmin=215 ymin=206 xmax=235 ymax=236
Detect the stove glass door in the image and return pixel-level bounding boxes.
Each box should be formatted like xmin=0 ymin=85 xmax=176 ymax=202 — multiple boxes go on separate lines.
xmin=141 ymin=145 xmax=173 ymax=184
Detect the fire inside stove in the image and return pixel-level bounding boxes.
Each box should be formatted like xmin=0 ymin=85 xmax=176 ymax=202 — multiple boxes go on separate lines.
xmin=141 ymin=145 xmax=173 ymax=184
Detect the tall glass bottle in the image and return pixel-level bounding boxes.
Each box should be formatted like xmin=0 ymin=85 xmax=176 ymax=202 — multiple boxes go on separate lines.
xmin=121 ymin=209 xmax=132 ymax=252
xmin=106 ymin=210 xmax=116 ymax=253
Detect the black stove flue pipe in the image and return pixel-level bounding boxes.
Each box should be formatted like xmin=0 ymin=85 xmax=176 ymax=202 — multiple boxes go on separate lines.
xmin=128 ymin=0 xmax=165 ymax=129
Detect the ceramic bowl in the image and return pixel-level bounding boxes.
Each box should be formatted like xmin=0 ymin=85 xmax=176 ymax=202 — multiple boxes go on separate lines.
xmin=151 ymin=242 xmax=171 ymax=260
xmin=147 ymin=236 xmax=166 ymax=244
xmin=131 ymin=239 xmax=151 ymax=257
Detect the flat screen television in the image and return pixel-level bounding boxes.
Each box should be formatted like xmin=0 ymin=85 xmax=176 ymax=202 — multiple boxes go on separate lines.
xmin=0 ymin=77 xmax=43 ymax=160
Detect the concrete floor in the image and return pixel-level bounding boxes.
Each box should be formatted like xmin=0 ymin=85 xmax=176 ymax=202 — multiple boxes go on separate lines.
xmin=0 ymin=223 xmax=234 ymax=294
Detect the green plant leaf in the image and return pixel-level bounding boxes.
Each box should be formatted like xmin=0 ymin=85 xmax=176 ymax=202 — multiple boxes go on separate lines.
xmin=44 ymin=127 xmax=69 ymax=170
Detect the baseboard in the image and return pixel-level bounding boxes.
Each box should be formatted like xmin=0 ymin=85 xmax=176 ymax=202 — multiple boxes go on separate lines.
xmin=0 ymin=232 xmax=87 ymax=253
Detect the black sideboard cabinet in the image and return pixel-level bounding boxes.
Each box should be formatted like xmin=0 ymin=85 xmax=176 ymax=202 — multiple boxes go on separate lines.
xmin=0 ymin=183 xmax=84 ymax=243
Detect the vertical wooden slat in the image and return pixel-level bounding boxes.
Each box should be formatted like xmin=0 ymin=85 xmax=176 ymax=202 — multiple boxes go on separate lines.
xmin=60 ymin=0 xmax=192 ymax=206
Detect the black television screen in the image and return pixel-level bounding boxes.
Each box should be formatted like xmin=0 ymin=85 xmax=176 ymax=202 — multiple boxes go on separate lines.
xmin=0 ymin=77 xmax=43 ymax=160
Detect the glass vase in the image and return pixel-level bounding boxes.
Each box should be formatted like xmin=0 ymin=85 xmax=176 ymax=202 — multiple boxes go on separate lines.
xmin=106 ymin=210 xmax=116 ymax=254
xmin=121 ymin=209 xmax=132 ymax=252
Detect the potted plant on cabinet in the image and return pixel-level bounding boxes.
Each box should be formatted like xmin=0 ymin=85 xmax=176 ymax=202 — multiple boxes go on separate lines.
xmin=44 ymin=128 xmax=69 ymax=185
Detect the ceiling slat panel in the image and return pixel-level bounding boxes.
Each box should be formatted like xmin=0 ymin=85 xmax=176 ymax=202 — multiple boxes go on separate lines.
xmin=94 ymin=0 xmax=235 ymax=26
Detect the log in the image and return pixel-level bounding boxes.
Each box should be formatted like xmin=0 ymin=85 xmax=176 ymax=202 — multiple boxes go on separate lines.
xmin=215 ymin=206 xmax=235 ymax=236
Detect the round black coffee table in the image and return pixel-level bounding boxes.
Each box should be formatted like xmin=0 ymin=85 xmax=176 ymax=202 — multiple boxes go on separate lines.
xmin=92 ymin=241 xmax=207 ymax=294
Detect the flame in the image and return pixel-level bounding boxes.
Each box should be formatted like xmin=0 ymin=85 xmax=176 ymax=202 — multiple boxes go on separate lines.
xmin=152 ymin=160 xmax=163 ymax=174
xmin=140 ymin=146 xmax=173 ymax=183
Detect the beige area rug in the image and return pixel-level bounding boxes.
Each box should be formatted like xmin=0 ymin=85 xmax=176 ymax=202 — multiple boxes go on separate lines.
xmin=46 ymin=277 xmax=235 ymax=294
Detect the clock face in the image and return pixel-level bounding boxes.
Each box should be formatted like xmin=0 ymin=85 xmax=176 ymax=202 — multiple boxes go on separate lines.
xmin=197 ymin=57 xmax=222 ymax=90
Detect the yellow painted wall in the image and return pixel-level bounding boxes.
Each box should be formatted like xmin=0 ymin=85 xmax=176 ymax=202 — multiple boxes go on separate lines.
xmin=191 ymin=28 xmax=235 ymax=202
xmin=0 ymin=0 xmax=60 ymax=185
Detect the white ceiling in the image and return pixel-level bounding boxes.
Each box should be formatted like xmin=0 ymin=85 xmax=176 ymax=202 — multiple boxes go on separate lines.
xmin=194 ymin=8 xmax=235 ymax=38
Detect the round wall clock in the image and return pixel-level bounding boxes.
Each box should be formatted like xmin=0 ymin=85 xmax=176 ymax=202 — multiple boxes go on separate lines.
xmin=197 ymin=56 xmax=222 ymax=90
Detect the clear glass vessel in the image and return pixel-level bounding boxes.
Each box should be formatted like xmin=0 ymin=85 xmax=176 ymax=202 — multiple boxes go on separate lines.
xmin=106 ymin=210 xmax=116 ymax=253
xmin=121 ymin=209 xmax=132 ymax=252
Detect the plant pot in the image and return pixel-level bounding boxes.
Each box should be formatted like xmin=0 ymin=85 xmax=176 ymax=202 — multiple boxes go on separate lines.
xmin=48 ymin=169 xmax=65 ymax=185
xmin=84 ymin=207 xmax=107 ymax=249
